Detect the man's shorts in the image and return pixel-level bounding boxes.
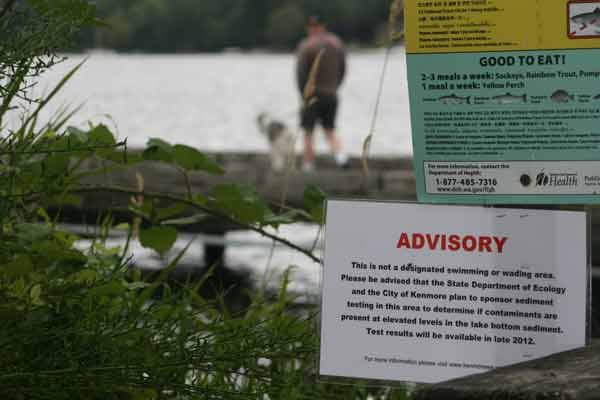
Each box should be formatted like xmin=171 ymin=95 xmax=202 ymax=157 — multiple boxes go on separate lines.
xmin=301 ymin=94 xmax=338 ymax=132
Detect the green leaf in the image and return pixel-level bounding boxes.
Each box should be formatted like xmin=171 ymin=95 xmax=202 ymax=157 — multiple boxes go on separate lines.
xmin=304 ymin=185 xmax=326 ymax=224
xmin=68 ymin=269 xmax=101 ymax=285
xmin=146 ymin=138 xmax=171 ymax=149
xmin=114 ymin=223 xmax=130 ymax=231
xmin=87 ymin=124 xmax=122 ymax=161
xmin=194 ymin=193 xmax=208 ymax=206
xmin=50 ymin=194 xmax=81 ymax=207
xmin=88 ymin=124 xmax=116 ymax=146
xmin=37 ymin=208 xmax=51 ymax=223
xmin=30 ymin=240 xmax=87 ymax=267
xmin=173 ymin=144 xmax=224 ymax=175
xmin=53 ymin=230 xmax=79 ymax=247
xmin=44 ymin=154 xmax=70 ymax=177
xmin=125 ymin=281 xmax=151 ymax=291
xmin=155 ymin=203 xmax=186 ymax=221
xmin=143 ymin=140 xmax=224 ymax=174
xmin=211 ymin=184 xmax=271 ymax=225
xmin=1 ymin=255 xmax=34 ymax=278
xmin=15 ymin=223 xmax=53 ymax=243
xmin=66 ymin=126 xmax=87 ymax=143
xmin=143 ymin=138 xmax=174 ymax=163
xmin=139 ymin=227 xmax=178 ymax=256
xmin=47 ymin=134 xmax=71 ymax=152
xmin=30 ymin=284 xmax=43 ymax=305
xmin=90 ymin=281 xmax=126 ymax=298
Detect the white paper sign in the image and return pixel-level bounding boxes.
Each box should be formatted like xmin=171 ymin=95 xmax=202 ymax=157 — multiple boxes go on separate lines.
xmin=320 ymin=201 xmax=587 ymax=384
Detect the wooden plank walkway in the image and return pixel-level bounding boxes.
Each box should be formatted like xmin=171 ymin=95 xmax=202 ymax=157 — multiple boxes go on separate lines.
xmin=75 ymin=152 xmax=417 ymax=212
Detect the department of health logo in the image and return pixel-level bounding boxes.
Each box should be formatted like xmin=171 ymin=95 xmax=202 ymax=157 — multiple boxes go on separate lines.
xmin=536 ymin=171 xmax=578 ymax=187
xmin=584 ymin=175 xmax=600 ymax=187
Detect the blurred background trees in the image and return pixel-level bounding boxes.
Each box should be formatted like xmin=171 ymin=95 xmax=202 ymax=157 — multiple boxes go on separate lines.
xmin=78 ymin=0 xmax=392 ymax=52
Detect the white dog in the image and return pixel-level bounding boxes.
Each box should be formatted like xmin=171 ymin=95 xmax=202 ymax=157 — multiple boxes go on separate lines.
xmin=256 ymin=112 xmax=296 ymax=172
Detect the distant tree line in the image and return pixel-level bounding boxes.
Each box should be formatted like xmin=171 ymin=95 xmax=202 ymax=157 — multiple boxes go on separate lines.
xmin=77 ymin=0 xmax=393 ymax=52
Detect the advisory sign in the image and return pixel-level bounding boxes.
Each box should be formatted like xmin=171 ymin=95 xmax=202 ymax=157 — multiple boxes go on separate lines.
xmin=405 ymin=0 xmax=600 ymax=204
xmin=319 ymin=201 xmax=587 ymax=383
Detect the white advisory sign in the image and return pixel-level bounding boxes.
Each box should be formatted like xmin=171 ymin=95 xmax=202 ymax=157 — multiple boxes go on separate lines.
xmin=320 ymin=201 xmax=587 ymax=384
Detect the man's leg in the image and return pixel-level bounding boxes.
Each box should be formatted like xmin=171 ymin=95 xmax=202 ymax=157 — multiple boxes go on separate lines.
xmin=324 ymin=128 xmax=342 ymax=153
xmin=321 ymin=94 xmax=348 ymax=167
xmin=303 ymin=130 xmax=315 ymax=171
xmin=301 ymin=99 xmax=318 ymax=171
xmin=324 ymin=128 xmax=348 ymax=166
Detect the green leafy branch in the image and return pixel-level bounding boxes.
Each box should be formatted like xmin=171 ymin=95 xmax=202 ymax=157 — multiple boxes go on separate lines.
xmin=74 ymin=184 xmax=323 ymax=264
xmin=0 ymin=2 xmax=410 ymax=397
xmin=0 ymin=121 xmax=324 ymax=263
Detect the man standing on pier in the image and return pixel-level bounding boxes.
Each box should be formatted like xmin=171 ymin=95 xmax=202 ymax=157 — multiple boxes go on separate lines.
xmin=296 ymin=15 xmax=348 ymax=171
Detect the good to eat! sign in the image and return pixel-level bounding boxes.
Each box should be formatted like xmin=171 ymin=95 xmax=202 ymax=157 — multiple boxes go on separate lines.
xmin=405 ymin=0 xmax=600 ymax=204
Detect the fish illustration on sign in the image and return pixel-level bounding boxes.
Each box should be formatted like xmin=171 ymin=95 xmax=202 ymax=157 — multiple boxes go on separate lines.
xmin=571 ymin=7 xmax=600 ymax=30
xmin=550 ymin=89 xmax=575 ymax=103
xmin=491 ymin=93 xmax=527 ymax=104
xmin=593 ymin=94 xmax=600 ymax=100
xmin=438 ymin=94 xmax=470 ymax=105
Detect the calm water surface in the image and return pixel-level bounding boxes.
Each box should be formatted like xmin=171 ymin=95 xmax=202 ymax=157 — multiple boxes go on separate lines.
xmin=33 ymin=49 xmax=413 ymax=155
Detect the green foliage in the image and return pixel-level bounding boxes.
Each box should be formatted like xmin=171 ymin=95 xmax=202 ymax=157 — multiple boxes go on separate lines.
xmin=304 ymin=184 xmax=326 ymax=224
xmin=79 ymin=0 xmax=391 ymax=51
xmin=0 ymin=257 xmax=410 ymax=399
xmin=266 ymin=3 xmax=306 ymax=48
xmin=173 ymin=144 xmax=223 ymax=174
xmin=139 ymin=226 xmax=178 ymax=255
xmin=0 ymin=0 xmax=96 ymax=101
xmin=1 ymin=100 xmax=394 ymax=398
xmin=0 ymin=99 xmax=405 ymax=398
xmin=211 ymin=184 xmax=274 ymax=225
xmin=0 ymin=1 xmax=409 ymax=398
xmin=143 ymin=138 xmax=224 ymax=175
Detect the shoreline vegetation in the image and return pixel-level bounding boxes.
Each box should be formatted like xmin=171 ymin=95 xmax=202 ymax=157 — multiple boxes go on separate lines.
xmin=75 ymin=0 xmax=403 ymax=53
xmin=0 ymin=0 xmax=410 ymax=398
xmin=68 ymin=43 xmax=406 ymax=56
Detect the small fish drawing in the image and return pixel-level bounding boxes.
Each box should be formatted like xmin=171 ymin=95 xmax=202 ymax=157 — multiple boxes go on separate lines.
xmin=571 ymin=7 xmax=600 ymax=30
xmin=593 ymin=94 xmax=600 ymax=100
xmin=439 ymin=94 xmax=470 ymax=105
xmin=550 ymin=89 xmax=575 ymax=103
xmin=492 ymin=93 xmax=527 ymax=104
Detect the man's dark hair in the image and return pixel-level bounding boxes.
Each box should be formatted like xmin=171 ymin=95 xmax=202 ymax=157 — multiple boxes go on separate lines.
xmin=307 ymin=15 xmax=324 ymax=27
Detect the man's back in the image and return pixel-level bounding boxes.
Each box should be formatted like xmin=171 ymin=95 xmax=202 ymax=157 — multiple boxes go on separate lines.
xmin=296 ymin=31 xmax=346 ymax=96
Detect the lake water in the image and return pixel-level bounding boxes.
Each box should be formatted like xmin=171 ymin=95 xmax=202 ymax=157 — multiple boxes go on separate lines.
xmin=31 ymin=49 xmax=413 ymax=156
xmin=25 ymin=49 xmax=413 ymax=295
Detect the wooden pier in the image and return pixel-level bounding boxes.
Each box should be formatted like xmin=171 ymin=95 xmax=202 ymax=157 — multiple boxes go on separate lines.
xmin=74 ymin=152 xmax=417 ymax=212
